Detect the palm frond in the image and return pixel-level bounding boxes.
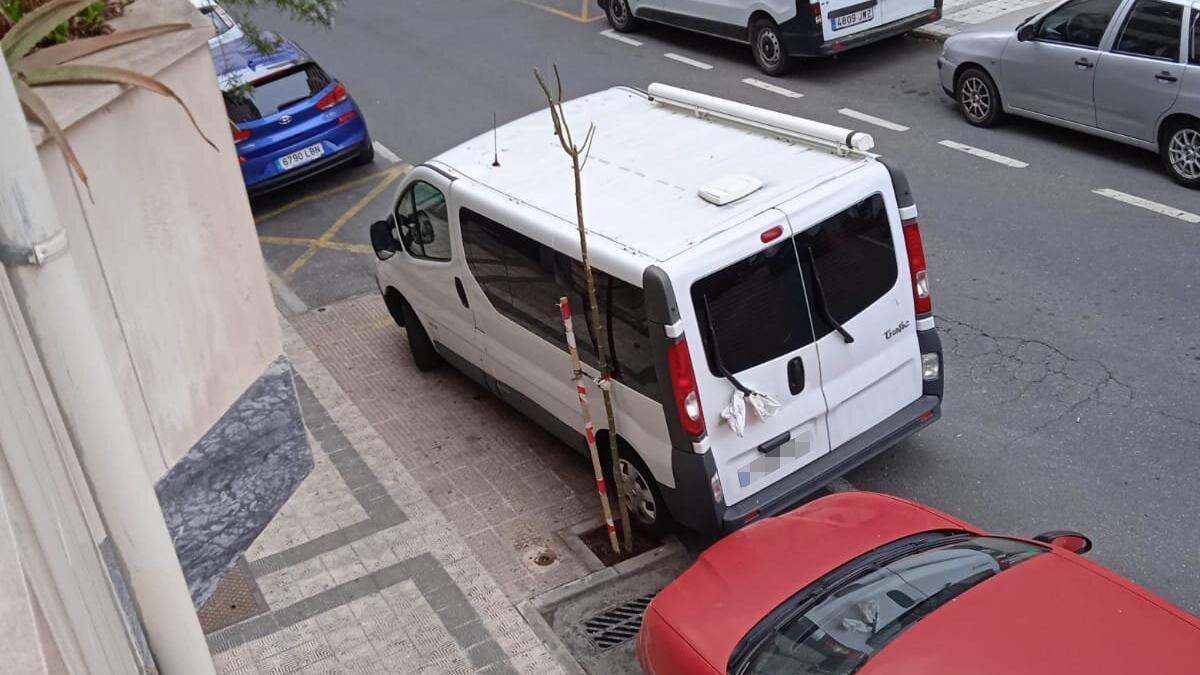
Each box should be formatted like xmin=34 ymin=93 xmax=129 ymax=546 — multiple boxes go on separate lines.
xmin=18 ymin=22 xmax=191 ymax=70
xmin=1 ymin=0 xmax=94 ymax=63
xmin=15 ymin=77 xmax=89 ymax=191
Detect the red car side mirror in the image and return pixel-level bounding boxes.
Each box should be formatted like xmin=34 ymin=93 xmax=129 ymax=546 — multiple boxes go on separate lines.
xmin=1034 ymin=530 xmax=1093 ymax=555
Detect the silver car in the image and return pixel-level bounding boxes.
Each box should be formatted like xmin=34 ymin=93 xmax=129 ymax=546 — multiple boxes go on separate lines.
xmin=938 ymin=0 xmax=1199 ymax=187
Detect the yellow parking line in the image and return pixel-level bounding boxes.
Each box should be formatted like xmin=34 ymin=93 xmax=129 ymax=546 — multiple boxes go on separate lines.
xmin=281 ymin=166 xmax=406 ymax=280
xmin=513 ymin=0 xmax=603 ymax=22
xmin=253 ymin=167 xmax=406 ymax=224
xmin=258 ymin=235 xmax=373 ymax=254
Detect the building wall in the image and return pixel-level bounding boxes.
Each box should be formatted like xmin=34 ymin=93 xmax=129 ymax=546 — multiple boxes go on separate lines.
xmin=33 ymin=3 xmax=281 ymax=479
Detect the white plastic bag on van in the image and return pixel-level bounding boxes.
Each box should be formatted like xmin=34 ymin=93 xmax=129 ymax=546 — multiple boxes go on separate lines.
xmin=720 ymin=389 xmax=782 ymax=437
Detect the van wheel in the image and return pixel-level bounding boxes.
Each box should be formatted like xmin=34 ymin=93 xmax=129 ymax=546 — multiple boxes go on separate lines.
xmin=603 ymin=444 xmax=670 ymax=537
xmin=605 ymin=0 xmax=637 ymax=32
xmin=750 ymin=19 xmax=790 ymax=77
xmin=383 ymin=289 xmax=406 ymax=327
xmin=400 ymin=301 xmax=442 ymax=371
xmin=1160 ymin=119 xmax=1200 ymax=189
xmin=956 ymin=67 xmax=1002 ymax=127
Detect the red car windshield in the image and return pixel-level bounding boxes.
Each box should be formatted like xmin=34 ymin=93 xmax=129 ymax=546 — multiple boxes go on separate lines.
xmin=733 ymin=536 xmax=1044 ymax=675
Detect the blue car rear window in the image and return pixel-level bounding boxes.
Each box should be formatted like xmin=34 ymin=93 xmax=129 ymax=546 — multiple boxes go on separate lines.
xmin=225 ymin=64 xmax=331 ymax=123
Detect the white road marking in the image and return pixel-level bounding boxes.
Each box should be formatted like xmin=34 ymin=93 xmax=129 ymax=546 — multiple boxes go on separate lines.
xmin=600 ymin=29 xmax=643 ymax=46
xmin=938 ymin=139 xmax=1028 ymax=168
xmin=664 ymin=52 xmax=714 ymax=70
xmin=838 ymin=108 xmax=909 ymax=131
xmin=741 ymin=77 xmax=803 ymax=98
xmin=372 ymin=141 xmax=401 ymax=165
xmin=1092 ymin=189 xmax=1200 ymax=224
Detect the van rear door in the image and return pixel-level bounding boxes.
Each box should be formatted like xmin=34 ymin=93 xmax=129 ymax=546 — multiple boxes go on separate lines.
xmin=780 ymin=180 xmax=922 ymax=452
xmin=687 ymin=211 xmax=832 ymax=509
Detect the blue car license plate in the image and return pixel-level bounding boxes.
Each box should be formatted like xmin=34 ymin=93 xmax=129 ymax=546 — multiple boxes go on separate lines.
xmin=278 ymin=143 xmax=325 ymax=171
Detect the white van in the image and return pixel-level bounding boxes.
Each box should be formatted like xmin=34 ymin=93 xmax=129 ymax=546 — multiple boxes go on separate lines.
xmin=371 ymin=84 xmax=943 ymax=535
xmin=599 ymin=0 xmax=944 ymax=75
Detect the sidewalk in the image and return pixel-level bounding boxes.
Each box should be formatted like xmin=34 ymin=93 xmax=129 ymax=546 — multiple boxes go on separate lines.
xmin=205 ymin=292 xmax=618 ymax=673
xmin=914 ymin=0 xmax=1054 ymax=39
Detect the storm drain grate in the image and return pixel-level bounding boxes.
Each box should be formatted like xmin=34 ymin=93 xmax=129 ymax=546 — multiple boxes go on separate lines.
xmin=582 ymin=593 xmax=657 ymax=651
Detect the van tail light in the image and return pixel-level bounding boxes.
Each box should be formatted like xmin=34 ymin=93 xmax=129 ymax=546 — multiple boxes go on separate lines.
xmin=812 ymin=1 xmax=822 ymax=18
xmin=666 ymin=337 xmax=705 ymax=438
xmin=902 ymin=222 xmax=932 ymax=316
xmin=316 ymin=82 xmax=347 ymax=111
xmin=232 ymin=126 xmax=251 ymax=144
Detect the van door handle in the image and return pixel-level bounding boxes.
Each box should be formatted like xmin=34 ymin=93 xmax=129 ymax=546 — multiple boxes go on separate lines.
xmin=787 ymin=356 xmax=805 ymax=395
xmin=758 ymin=431 xmax=790 ymax=454
xmin=454 ymin=277 xmax=469 ymax=309
xmin=1155 ymin=72 xmax=1177 ymax=83
xmin=1074 ymin=57 xmax=1093 ymax=69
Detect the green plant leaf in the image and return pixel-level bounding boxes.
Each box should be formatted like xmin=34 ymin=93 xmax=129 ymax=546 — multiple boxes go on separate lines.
xmin=22 ymin=63 xmax=219 ymax=151
xmin=14 ymin=77 xmax=88 ymax=187
xmin=17 ymin=22 xmax=192 ymax=69
xmin=1 ymin=0 xmax=96 ymax=64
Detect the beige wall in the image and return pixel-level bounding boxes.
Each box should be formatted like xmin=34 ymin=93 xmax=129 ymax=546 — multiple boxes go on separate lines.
xmin=32 ymin=1 xmax=281 ymax=478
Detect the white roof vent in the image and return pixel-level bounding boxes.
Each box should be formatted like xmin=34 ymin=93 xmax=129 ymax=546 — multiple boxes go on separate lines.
xmin=698 ymin=174 xmax=763 ymax=206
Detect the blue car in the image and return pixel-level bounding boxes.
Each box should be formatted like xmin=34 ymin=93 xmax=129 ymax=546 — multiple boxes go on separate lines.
xmin=211 ymin=35 xmax=373 ymax=195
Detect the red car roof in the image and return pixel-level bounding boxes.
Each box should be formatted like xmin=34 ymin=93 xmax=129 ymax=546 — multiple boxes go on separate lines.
xmin=859 ymin=549 xmax=1200 ymax=674
xmin=650 ymin=492 xmax=973 ymax=671
xmin=649 ymin=492 xmax=1200 ymax=674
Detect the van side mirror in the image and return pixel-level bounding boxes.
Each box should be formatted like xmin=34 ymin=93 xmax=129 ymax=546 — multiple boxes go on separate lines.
xmin=1033 ymin=530 xmax=1093 ymax=555
xmin=370 ymin=218 xmax=398 ymax=261
xmin=1016 ymin=23 xmax=1036 ymax=41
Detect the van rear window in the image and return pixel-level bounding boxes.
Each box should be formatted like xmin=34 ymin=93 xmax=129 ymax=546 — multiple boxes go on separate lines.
xmin=224 ymin=64 xmax=331 ymax=123
xmin=691 ymin=193 xmax=897 ymax=375
xmin=691 ymin=242 xmax=814 ymax=376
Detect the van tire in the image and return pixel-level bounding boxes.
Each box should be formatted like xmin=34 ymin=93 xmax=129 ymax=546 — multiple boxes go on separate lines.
xmin=955 ymin=67 xmax=1003 ymax=127
xmin=602 ymin=442 xmax=671 ymax=537
xmin=750 ymin=19 xmax=790 ymax=77
xmin=605 ymin=0 xmax=637 ymax=32
xmin=1159 ymin=119 xmax=1200 ymax=189
xmin=401 ymin=301 xmax=442 ymax=371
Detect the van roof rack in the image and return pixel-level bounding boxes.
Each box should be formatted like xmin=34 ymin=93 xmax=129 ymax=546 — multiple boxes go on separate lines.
xmin=646 ymin=83 xmax=874 ymax=158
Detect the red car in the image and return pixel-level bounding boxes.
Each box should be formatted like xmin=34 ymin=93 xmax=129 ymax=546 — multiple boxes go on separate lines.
xmin=639 ymin=492 xmax=1200 ymax=674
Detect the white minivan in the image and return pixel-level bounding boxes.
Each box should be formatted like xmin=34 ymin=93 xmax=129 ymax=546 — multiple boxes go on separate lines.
xmin=371 ymin=84 xmax=944 ymax=535
xmin=599 ymin=0 xmax=944 ymax=75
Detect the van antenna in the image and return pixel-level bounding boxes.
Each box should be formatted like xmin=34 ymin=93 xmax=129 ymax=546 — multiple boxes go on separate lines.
xmin=492 ymin=112 xmax=500 ymax=167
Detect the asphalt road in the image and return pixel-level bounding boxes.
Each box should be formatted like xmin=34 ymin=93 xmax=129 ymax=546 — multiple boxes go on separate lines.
xmin=253 ymin=0 xmax=1200 ymax=613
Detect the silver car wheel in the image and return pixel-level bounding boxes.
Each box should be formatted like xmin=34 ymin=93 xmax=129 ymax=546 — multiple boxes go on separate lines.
xmin=757 ymin=29 xmax=782 ymax=68
xmin=1167 ymin=128 xmax=1200 ymax=181
xmin=618 ymin=459 xmax=657 ymax=527
xmin=960 ymin=76 xmax=991 ymax=121
xmin=609 ymin=0 xmax=631 ymax=28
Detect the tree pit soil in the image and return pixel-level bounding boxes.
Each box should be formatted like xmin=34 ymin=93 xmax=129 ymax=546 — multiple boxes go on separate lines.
xmin=580 ymin=522 xmax=663 ymax=567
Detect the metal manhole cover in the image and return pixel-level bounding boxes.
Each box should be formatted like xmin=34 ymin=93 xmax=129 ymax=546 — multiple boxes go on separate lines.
xmin=581 ymin=593 xmax=657 ymax=652
xmin=197 ymin=557 xmax=268 ymax=634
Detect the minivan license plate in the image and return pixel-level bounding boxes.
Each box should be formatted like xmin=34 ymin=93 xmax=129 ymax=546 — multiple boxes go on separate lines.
xmin=832 ymin=7 xmax=873 ymax=29
xmin=278 ymin=143 xmax=325 ymax=171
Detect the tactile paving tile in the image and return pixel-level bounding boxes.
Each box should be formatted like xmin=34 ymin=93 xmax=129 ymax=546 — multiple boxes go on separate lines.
xmin=198 ymin=557 xmax=268 ymax=634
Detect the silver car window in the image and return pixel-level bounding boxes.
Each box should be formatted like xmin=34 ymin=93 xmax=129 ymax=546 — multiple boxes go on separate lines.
xmin=1191 ymin=8 xmax=1199 ymax=63
xmin=1113 ymin=0 xmax=1184 ymax=61
xmin=1036 ymin=0 xmax=1124 ymax=47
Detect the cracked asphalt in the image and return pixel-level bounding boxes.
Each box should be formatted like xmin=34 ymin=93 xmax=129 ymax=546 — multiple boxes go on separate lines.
xmin=251 ymin=0 xmax=1200 ymax=614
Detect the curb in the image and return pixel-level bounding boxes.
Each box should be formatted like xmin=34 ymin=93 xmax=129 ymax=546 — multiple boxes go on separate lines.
xmin=521 ymin=529 xmax=688 ymax=675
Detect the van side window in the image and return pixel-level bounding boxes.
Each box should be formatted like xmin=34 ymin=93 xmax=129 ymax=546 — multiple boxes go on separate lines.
xmin=795 ymin=193 xmax=897 ymax=338
xmin=692 ymin=241 xmax=815 ymax=376
xmin=461 ymin=208 xmax=656 ymax=398
xmin=395 ymin=181 xmax=451 ymax=261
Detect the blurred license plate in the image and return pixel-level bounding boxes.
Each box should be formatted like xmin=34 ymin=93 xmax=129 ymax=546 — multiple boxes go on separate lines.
xmin=278 ymin=144 xmax=324 ymax=171
xmin=832 ymin=7 xmax=873 ymax=29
